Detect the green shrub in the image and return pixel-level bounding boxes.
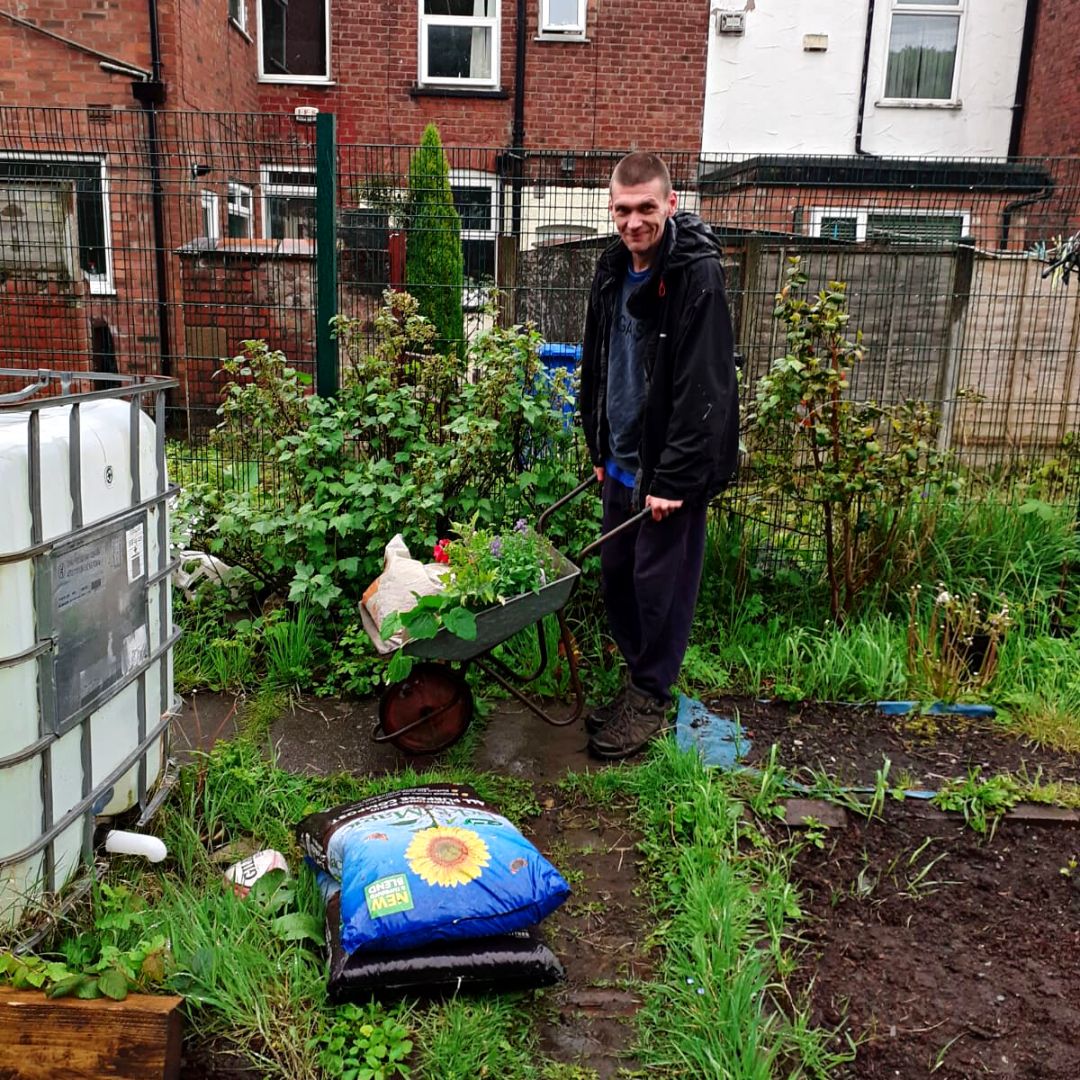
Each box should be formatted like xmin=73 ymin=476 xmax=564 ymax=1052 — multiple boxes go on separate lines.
xmin=406 ymin=123 xmax=465 ymax=352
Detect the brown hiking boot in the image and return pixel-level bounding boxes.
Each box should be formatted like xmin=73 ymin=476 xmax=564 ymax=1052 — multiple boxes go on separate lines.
xmin=584 ymin=685 xmax=629 ymax=735
xmin=588 ymin=687 xmax=671 ymax=759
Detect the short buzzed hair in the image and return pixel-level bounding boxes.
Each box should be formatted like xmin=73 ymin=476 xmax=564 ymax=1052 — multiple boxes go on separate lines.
xmin=610 ymin=152 xmax=672 ymax=196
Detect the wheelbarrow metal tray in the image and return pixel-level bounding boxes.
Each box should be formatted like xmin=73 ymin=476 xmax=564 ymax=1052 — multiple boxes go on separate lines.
xmin=405 ymin=548 xmax=580 ymax=663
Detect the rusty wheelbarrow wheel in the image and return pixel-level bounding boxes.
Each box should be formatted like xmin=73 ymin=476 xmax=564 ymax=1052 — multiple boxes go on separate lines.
xmin=373 ymin=662 xmax=474 ymax=755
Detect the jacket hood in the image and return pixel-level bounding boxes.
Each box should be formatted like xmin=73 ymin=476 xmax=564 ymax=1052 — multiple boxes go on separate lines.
xmin=595 ymin=211 xmax=721 ymax=285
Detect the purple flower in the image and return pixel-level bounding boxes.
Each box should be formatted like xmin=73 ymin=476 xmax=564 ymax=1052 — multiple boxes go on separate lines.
xmin=513 ymin=518 xmax=528 ymax=534
xmin=489 ymin=537 xmax=503 ymax=557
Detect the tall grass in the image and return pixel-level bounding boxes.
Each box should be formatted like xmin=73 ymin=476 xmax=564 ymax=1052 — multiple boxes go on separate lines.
xmin=571 ymin=741 xmax=853 ymax=1077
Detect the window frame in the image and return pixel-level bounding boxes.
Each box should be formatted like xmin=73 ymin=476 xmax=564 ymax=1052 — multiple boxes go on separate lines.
xmin=258 ymin=164 xmax=317 ymax=240
xmin=256 ymin=0 xmax=332 ymax=84
xmin=418 ymin=1 xmax=501 ymax=89
xmin=808 ymin=206 xmax=970 ymax=244
xmin=0 ymin=152 xmax=114 ymax=294
xmin=539 ymin=0 xmax=586 ymax=37
xmin=227 ymin=181 xmax=254 ymax=239
xmin=200 ymin=190 xmax=221 ymax=242
xmin=881 ymin=0 xmax=964 ymax=105
xmin=449 ymin=168 xmax=498 ymax=308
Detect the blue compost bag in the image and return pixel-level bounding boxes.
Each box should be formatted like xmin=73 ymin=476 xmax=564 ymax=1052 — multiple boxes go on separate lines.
xmin=297 ymin=784 xmax=570 ymax=955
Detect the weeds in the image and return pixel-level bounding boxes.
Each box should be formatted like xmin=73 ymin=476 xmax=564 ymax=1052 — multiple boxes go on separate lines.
xmin=931 ymin=770 xmax=1022 ymax=838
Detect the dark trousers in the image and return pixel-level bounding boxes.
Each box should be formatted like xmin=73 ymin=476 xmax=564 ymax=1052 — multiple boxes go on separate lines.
xmin=600 ymin=477 xmax=708 ymax=703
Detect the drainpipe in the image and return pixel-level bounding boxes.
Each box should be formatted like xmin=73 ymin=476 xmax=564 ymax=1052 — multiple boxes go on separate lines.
xmin=131 ymin=0 xmax=172 ymax=378
xmin=510 ymin=0 xmax=527 ymax=238
xmin=1000 ymin=180 xmax=1054 ymax=251
xmin=854 ymin=0 xmax=877 ymax=157
xmin=1008 ymin=0 xmax=1040 ymax=158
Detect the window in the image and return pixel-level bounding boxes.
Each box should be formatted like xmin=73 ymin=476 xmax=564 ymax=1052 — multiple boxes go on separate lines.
xmin=419 ymin=1 xmax=499 ymax=87
xmin=450 ymin=171 xmax=497 ymax=306
xmin=259 ymin=166 xmax=316 ymax=240
xmin=0 ymin=156 xmax=112 ymax=293
xmin=200 ymin=190 xmax=220 ymax=241
xmin=228 ymin=0 xmax=247 ymax=33
xmin=540 ymin=0 xmax=585 ymax=35
xmin=227 ymin=182 xmax=254 ymax=238
xmin=258 ymin=0 xmax=330 ymax=82
xmin=884 ymin=0 xmax=962 ymax=101
xmin=809 ymin=207 xmax=967 ymax=244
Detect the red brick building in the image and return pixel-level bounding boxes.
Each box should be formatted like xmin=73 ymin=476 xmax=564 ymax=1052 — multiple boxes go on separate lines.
xmin=1017 ymin=0 xmax=1080 ymax=159
xmin=0 ymin=1 xmax=710 ymax=406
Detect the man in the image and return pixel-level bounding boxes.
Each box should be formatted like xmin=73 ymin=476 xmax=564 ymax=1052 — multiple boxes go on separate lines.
xmin=578 ymin=151 xmax=738 ymax=759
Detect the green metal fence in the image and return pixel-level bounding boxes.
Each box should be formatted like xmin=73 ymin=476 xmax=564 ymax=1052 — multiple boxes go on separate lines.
xmin=3 ymin=106 xmax=1080 ymax=529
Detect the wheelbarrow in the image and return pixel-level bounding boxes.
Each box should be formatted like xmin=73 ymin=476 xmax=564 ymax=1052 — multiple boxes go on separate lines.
xmin=361 ymin=476 xmax=649 ymax=755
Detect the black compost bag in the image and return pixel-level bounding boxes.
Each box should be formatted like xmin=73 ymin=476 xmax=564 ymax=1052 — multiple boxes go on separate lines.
xmin=324 ymin=893 xmax=565 ymax=1002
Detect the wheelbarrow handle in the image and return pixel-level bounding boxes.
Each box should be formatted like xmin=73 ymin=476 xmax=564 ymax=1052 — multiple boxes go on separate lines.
xmin=578 ymin=508 xmax=651 ymax=561
xmin=537 ymin=474 xmax=598 ymax=536
xmin=536 ymin=473 xmax=654 ymax=561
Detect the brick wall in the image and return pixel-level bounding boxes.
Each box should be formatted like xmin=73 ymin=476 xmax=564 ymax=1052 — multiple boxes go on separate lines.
xmin=1019 ymin=0 xmax=1080 ymax=157
xmin=0 ymin=3 xmax=148 ymax=107
xmin=163 ymin=0 xmax=261 ymax=114
xmin=0 ymin=278 xmax=91 ymax=371
xmin=258 ymin=0 xmax=709 ymax=152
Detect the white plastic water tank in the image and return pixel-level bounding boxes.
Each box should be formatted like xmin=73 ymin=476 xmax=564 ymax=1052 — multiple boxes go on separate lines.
xmin=0 ymin=376 xmax=177 ymax=929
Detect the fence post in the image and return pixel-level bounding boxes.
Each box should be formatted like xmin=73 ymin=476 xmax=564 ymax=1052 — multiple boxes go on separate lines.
xmin=315 ymin=112 xmax=339 ymax=398
xmin=935 ymin=238 xmax=975 ymax=453
xmin=496 ymin=235 xmax=519 ymax=327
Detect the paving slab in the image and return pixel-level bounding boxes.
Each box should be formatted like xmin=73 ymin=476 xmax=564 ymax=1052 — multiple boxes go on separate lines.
xmin=781 ymin=798 xmax=849 ymax=829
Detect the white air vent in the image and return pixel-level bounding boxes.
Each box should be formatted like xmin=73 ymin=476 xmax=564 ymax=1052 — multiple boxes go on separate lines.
xmin=717 ymin=11 xmax=745 ymax=35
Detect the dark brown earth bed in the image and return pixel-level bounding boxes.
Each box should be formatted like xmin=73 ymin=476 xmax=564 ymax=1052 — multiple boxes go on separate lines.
xmin=790 ymin=801 xmax=1080 ymax=1079
xmin=719 ymin=696 xmax=1080 ymax=788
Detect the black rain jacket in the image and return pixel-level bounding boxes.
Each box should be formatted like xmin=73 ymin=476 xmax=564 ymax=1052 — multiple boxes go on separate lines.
xmin=579 ymin=211 xmax=739 ymax=507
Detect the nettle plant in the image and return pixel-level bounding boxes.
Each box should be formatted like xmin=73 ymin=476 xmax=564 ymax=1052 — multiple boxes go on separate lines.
xmin=751 ymin=258 xmax=958 ymax=622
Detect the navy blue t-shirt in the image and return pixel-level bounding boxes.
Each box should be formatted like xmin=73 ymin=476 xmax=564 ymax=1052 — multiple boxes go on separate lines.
xmin=606 ymin=265 xmax=651 ymax=483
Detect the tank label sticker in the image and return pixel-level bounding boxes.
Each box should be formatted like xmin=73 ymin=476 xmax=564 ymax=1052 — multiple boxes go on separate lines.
xmin=126 ymin=523 xmax=145 ymax=583
xmin=122 ymin=625 xmax=149 ymax=676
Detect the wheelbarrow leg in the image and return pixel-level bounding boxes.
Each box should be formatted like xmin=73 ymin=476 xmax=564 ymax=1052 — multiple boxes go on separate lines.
xmin=473 ymin=611 xmax=585 ymax=727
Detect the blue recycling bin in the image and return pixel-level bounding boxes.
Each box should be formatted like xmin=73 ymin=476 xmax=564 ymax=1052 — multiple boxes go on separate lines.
xmin=538 ymin=342 xmax=581 ymax=420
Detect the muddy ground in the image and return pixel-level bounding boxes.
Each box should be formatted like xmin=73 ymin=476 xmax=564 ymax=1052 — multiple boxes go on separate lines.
xmin=175 ymin=692 xmax=1080 ymax=1079
xmin=734 ymin=697 xmax=1080 ymax=1079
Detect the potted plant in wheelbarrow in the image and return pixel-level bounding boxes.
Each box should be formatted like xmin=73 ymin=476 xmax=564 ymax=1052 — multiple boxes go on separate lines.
xmin=360 ymin=515 xmax=583 ymax=755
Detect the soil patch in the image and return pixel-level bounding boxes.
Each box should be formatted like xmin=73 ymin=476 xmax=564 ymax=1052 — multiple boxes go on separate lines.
xmin=791 ymin=802 xmax=1080 ymax=1079
xmin=722 ymin=697 xmax=1080 ymax=789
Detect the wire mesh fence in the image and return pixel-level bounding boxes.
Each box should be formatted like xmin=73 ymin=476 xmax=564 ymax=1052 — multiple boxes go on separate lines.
xmin=2 ymin=106 xmax=1080 ymax=535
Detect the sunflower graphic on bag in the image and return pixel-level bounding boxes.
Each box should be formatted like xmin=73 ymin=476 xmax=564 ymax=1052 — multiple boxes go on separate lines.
xmin=297 ymin=785 xmax=570 ymax=954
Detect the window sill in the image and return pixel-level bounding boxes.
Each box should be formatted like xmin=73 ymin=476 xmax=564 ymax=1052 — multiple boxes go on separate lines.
xmin=535 ymin=33 xmax=589 ymax=43
xmin=259 ymin=76 xmax=335 ymax=86
xmin=874 ymin=98 xmax=962 ymax=110
xmin=410 ymin=84 xmax=509 ymax=99
xmin=228 ymin=17 xmax=252 ymax=44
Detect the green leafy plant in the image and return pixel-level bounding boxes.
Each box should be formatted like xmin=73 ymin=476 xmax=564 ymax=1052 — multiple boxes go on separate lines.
xmin=931 ymin=769 xmax=1021 ymax=838
xmin=379 ymin=518 xmax=564 ymax=681
xmin=406 ymin=123 xmax=464 ymax=352
xmin=750 ymin=257 xmax=957 ymax=621
xmin=312 ymin=997 xmax=413 ymax=1079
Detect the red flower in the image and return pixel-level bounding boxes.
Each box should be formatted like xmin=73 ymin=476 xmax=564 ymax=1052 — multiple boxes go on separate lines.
xmin=433 ymin=539 xmax=451 ymax=564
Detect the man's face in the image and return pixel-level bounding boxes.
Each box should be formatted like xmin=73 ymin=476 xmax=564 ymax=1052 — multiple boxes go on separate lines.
xmin=609 ymin=178 xmax=677 ymax=268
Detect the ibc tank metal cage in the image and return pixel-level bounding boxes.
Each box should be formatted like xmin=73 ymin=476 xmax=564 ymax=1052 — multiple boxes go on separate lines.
xmin=0 ymin=369 xmax=180 ymax=933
